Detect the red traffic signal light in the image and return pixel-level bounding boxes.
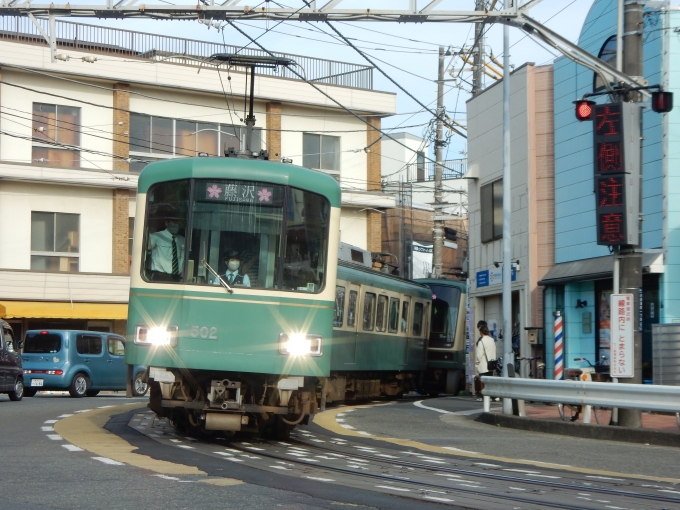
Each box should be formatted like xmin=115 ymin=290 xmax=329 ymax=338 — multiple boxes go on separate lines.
xmin=574 ymin=99 xmax=596 ymax=121
xmin=651 ymin=91 xmax=673 ymax=113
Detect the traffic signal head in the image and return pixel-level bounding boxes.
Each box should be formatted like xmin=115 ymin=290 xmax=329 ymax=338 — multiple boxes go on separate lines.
xmin=444 ymin=227 xmax=457 ymax=241
xmin=574 ymin=99 xmax=596 ymax=121
xmin=651 ymin=91 xmax=673 ymax=113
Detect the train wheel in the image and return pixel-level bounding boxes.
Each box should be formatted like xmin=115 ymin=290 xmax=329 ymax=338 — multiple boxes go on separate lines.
xmin=274 ymin=416 xmax=294 ymax=440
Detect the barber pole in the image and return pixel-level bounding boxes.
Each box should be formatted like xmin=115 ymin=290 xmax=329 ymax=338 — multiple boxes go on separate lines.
xmin=554 ymin=311 xmax=563 ymax=380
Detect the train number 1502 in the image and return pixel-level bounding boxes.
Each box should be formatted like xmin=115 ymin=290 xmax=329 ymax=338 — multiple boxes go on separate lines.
xmin=189 ymin=326 xmax=218 ymax=339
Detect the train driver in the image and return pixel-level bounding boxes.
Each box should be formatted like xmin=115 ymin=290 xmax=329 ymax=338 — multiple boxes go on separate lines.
xmin=148 ymin=213 xmax=185 ymax=282
xmin=216 ymin=250 xmax=251 ymax=287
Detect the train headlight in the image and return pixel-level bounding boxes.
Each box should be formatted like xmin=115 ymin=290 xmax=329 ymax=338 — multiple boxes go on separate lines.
xmin=135 ymin=325 xmax=178 ymax=347
xmin=279 ymin=333 xmax=322 ymax=356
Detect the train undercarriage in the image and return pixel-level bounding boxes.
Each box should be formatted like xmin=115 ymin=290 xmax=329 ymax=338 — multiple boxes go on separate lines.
xmin=145 ymin=367 xmax=429 ymax=438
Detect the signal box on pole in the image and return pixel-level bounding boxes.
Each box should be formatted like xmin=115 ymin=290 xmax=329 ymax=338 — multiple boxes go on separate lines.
xmin=593 ymin=102 xmax=640 ymax=246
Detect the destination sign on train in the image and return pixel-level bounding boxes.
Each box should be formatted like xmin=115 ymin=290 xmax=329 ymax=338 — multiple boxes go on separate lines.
xmin=202 ymin=181 xmax=282 ymax=205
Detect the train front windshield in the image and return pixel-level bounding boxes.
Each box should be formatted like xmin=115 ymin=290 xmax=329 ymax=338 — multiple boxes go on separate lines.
xmin=429 ymin=284 xmax=462 ymax=348
xmin=143 ymin=179 xmax=330 ymax=292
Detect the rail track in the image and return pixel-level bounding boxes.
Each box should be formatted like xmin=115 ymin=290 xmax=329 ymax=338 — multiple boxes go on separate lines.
xmin=132 ymin=410 xmax=680 ymax=510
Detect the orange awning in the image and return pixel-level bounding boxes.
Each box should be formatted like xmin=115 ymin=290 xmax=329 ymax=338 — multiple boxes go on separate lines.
xmin=0 ymin=301 xmax=128 ymax=320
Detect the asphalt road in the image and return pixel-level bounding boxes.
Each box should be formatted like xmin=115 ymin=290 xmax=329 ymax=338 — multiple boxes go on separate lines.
xmin=3 ymin=393 xmax=679 ymax=510
xmin=0 ymin=393 xmax=441 ymax=510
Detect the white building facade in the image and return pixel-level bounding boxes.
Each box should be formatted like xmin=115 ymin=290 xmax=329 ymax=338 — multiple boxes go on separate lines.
xmin=0 ymin=17 xmax=395 ymax=337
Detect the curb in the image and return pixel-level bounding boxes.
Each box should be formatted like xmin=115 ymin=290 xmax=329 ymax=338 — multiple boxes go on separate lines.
xmin=475 ymin=412 xmax=680 ymax=448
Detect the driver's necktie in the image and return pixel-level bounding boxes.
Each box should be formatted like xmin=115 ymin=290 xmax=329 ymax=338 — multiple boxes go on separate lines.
xmin=171 ymin=236 xmax=179 ymax=275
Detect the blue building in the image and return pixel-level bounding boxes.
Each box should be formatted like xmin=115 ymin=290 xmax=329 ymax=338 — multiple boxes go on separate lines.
xmin=540 ymin=0 xmax=678 ymax=380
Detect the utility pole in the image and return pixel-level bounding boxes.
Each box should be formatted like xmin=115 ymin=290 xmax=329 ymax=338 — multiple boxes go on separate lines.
xmin=432 ymin=46 xmax=445 ymax=278
xmin=472 ymin=0 xmax=486 ymax=97
xmin=618 ymin=0 xmax=645 ymax=428
xmin=501 ymin=1 xmax=513 ymax=415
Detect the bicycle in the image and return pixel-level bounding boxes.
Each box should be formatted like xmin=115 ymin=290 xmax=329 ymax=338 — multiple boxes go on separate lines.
xmin=514 ymin=356 xmax=544 ymax=379
xmin=557 ymin=357 xmax=611 ymax=424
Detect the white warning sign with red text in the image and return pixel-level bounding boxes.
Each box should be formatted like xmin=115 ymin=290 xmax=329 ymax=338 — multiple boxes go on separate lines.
xmin=610 ymin=293 xmax=634 ymax=378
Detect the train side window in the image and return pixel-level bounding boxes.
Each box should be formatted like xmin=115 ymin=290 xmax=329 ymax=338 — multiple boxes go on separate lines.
xmin=388 ymin=297 xmax=400 ymax=333
xmin=334 ymin=286 xmax=346 ymax=327
xmin=376 ymin=295 xmax=388 ymax=332
xmin=347 ymin=290 xmax=358 ymax=327
xmin=363 ymin=292 xmax=376 ymax=331
xmin=413 ymin=302 xmax=424 ymax=337
xmin=401 ymin=301 xmax=409 ymax=333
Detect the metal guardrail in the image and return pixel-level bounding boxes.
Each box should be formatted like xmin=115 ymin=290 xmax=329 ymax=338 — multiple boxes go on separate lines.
xmin=0 ymin=16 xmax=374 ymax=90
xmin=480 ymin=376 xmax=680 ymax=413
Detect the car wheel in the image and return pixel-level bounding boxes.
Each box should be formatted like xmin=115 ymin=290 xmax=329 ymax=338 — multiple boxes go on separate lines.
xmin=69 ymin=373 xmax=89 ymax=398
xmin=23 ymin=389 xmax=38 ymax=398
xmin=85 ymin=390 xmax=100 ymax=397
xmin=8 ymin=378 xmax=24 ymax=401
xmin=132 ymin=372 xmax=148 ymax=397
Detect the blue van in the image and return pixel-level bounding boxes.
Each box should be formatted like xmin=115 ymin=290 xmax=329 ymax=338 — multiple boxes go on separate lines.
xmin=21 ymin=330 xmax=147 ymax=398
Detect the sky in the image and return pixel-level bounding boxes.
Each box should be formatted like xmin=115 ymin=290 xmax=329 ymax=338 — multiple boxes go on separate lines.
xmin=53 ymin=0 xmax=680 ymax=163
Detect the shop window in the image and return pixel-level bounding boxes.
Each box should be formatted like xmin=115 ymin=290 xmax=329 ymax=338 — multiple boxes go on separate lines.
xmin=480 ymin=179 xmax=503 ymax=243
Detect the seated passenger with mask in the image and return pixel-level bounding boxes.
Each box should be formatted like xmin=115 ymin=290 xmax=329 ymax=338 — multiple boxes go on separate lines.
xmin=215 ymin=250 xmax=251 ymax=287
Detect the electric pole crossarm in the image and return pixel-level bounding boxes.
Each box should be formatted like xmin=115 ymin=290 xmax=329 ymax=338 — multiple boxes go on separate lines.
xmin=511 ymin=14 xmax=651 ymax=96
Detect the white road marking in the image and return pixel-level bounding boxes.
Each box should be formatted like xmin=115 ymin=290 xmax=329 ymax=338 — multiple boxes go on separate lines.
xmin=301 ymin=458 xmax=319 ymax=462
xmin=41 ymin=426 xmax=54 ymax=432
xmin=424 ymin=496 xmax=455 ymax=503
xmin=74 ymin=409 xmax=94 ymax=414
xmin=526 ymin=474 xmax=561 ymax=479
xmin=226 ymin=458 xmax=243 ymax=462
xmin=310 ymin=439 xmax=326 ymax=442
xmin=508 ymin=487 xmax=526 ymax=491
xmin=240 ymin=455 xmax=260 ymax=459
xmin=340 ymin=424 xmax=356 ymax=429
xmin=414 ymin=400 xmax=450 ymax=414
xmin=357 ymin=431 xmax=374 ymax=436
xmin=421 ymin=460 xmax=446 ymax=464
xmin=305 ymin=476 xmax=335 ymax=482
xmin=57 ymin=414 xmax=73 ymax=418
xmin=605 ymin=506 xmax=627 ymax=510
xmin=434 ymin=473 xmax=460 ymax=478
xmin=442 ymin=446 xmax=480 ymax=454
xmin=44 ymin=420 xmax=58 ymax=424
xmin=154 ymin=474 xmax=180 ymax=480
xmin=474 ymin=463 xmax=501 ymax=468
xmin=347 ymin=465 xmax=369 ymax=470
xmin=660 ymin=490 xmax=680 ymax=495
xmin=213 ymin=452 xmax=233 ymax=456
xmin=170 ymin=439 xmax=183 ymax=443
xmin=270 ymin=465 xmax=289 ymax=470
xmin=595 ymin=500 xmax=611 ymax=504
xmin=375 ymin=454 xmax=398 ymax=459
xmin=335 ymin=419 xmax=346 ymax=422
xmin=376 ymin=485 xmax=410 ymax=492
xmin=62 ymin=444 xmax=84 ymax=452
xmin=92 ymin=457 xmax=124 ymax=465
xmin=576 ymin=497 xmax=593 ymax=501
xmin=419 ymin=456 xmax=446 ymax=461
xmin=458 ymin=484 xmax=485 ymax=488
xmin=245 ymin=446 xmax=264 ymax=451
xmin=177 ymin=445 xmax=194 ymax=449
xmin=586 ymin=476 xmax=624 ymax=481
xmin=47 ymin=434 xmax=63 ymax=441
xmin=503 ymin=469 xmax=540 ymax=474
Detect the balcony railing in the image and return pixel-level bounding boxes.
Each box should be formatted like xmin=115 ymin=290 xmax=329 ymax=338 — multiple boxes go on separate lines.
xmin=0 ymin=16 xmax=374 ymax=90
xmin=406 ymin=159 xmax=467 ymax=182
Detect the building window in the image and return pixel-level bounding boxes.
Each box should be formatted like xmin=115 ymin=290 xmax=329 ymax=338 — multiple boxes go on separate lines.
xmin=31 ymin=212 xmax=79 ymax=272
xmin=594 ymin=36 xmax=617 ymax=92
xmin=416 ymin=151 xmax=425 ymax=181
xmin=129 ymin=113 xmax=262 ymax=173
xmin=480 ymin=179 xmax=503 ymax=243
xmin=302 ymin=133 xmax=340 ymax=176
xmin=32 ymin=103 xmax=81 ymax=168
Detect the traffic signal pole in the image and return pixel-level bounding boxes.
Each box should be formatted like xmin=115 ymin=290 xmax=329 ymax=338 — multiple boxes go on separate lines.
xmin=618 ymin=0 xmax=644 ymax=428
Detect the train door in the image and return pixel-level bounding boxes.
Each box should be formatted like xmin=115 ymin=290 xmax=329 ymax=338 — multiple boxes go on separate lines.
xmin=409 ymin=300 xmax=427 ymax=366
xmin=401 ymin=297 xmax=412 ymax=365
xmin=334 ymin=283 xmax=360 ymax=365
xmin=388 ymin=296 xmax=408 ymax=366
